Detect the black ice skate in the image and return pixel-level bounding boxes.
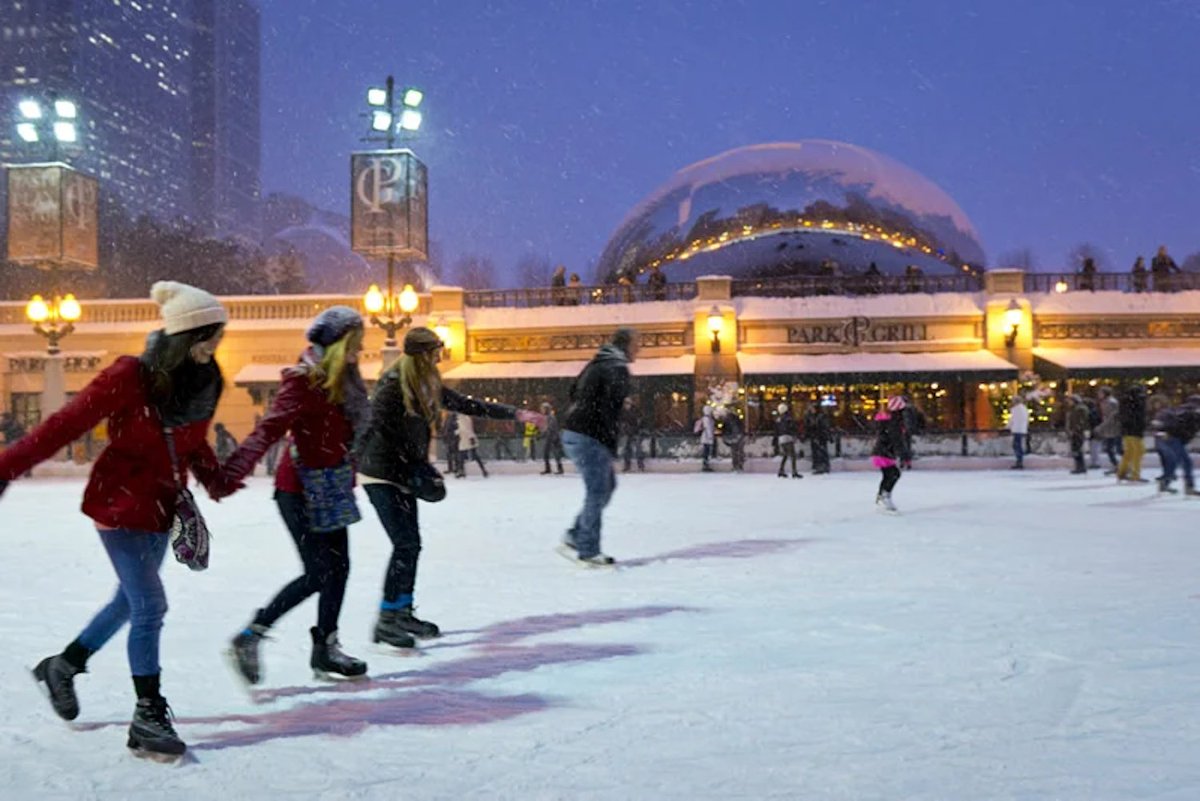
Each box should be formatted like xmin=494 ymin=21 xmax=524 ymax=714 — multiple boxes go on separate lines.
xmin=391 ymin=607 xmax=440 ymax=639
xmin=372 ymin=611 xmax=417 ymax=649
xmin=32 ymin=653 xmax=85 ymax=721
xmin=227 ymin=623 xmax=270 ymax=685
xmin=127 ymin=697 xmax=186 ymax=759
xmin=310 ymin=628 xmax=368 ymax=680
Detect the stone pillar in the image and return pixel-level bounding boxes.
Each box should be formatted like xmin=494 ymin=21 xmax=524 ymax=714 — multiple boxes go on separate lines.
xmin=983 ymin=269 xmax=1033 ymax=372
xmin=693 ymin=276 xmax=738 ymax=388
xmin=42 ymin=353 xmax=69 ymax=460
xmin=429 ymin=286 xmax=467 ymax=365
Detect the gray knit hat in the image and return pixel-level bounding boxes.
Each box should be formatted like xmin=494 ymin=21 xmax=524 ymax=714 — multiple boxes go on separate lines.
xmin=306 ymin=305 xmax=363 ymax=348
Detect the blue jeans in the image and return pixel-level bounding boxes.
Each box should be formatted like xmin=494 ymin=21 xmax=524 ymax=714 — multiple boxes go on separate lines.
xmin=78 ymin=529 xmax=169 ymax=676
xmin=1160 ymin=437 xmax=1194 ymax=488
xmin=562 ymin=430 xmax=617 ymax=558
xmin=1012 ymin=433 xmax=1025 ymax=465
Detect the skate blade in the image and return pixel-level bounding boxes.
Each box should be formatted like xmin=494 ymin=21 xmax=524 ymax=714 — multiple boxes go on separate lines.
xmin=311 ymin=669 xmax=370 ymax=683
xmin=370 ymin=643 xmax=424 ymax=657
xmin=128 ymin=744 xmax=192 ymax=764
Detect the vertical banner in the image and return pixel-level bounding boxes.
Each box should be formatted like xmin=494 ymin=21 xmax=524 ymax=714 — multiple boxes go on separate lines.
xmin=60 ymin=168 xmax=99 ymax=269
xmin=5 ymin=163 xmax=98 ymax=270
xmin=350 ymin=149 xmax=428 ymax=260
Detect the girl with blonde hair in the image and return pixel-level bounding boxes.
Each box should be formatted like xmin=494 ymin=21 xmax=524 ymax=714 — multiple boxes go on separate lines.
xmin=225 ymin=306 xmax=371 ymax=684
xmin=355 ymin=326 xmax=543 ymax=648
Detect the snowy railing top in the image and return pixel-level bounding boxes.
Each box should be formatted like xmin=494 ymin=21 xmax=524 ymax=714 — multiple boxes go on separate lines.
xmin=0 ymin=294 xmax=387 ymax=326
xmin=1024 ymin=271 xmax=1200 ymax=294
xmin=463 ymin=281 xmax=698 ymax=308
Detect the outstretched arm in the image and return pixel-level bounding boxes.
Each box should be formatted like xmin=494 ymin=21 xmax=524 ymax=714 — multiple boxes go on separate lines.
xmin=220 ymin=371 xmax=306 ymax=486
xmin=0 ymin=358 xmax=132 ymax=482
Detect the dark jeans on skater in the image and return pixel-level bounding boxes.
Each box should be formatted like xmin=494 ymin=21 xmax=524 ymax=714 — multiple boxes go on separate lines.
xmin=778 ymin=441 xmax=798 ymax=476
xmin=1103 ymin=436 xmax=1121 ymax=467
xmin=1012 ymin=433 xmax=1025 ymax=467
xmin=544 ymin=437 xmax=564 ymax=472
xmin=1069 ymin=433 xmax=1086 ymax=472
xmin=621 ymin=435 xmax=644 ymax=472
xmin=253 ymin=491 xmax=350 ymax=634
xmin=811 ymin=439 xmax=830 ymax=472
xmin=363 ymin=483 xmax=421 ymax=607
xmin=78 ymin=528 xmax=169 ymax=677
xmin=562 ymin=430 xmax=616 ymax=559
xmin=878 ymin=465 xmax=901 ymax=495
xmin=458 ymin=447 xmax=488 ymax=477
xmin=1160 ymin=436 xmax=1194 ymax=489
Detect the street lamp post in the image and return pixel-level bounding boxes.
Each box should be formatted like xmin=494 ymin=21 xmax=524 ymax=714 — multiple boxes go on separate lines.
xmin=361 ymin=76 xmax=425 ymax=367
xmin=26 ymin=293 xmax=82 ymax=458
xmin=363 ymin=281 xmax=419 ymax=367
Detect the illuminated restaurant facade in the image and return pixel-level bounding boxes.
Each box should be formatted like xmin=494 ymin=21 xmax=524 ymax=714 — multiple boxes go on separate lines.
xmin=2 ymin=269 xmax=1198 ymax=457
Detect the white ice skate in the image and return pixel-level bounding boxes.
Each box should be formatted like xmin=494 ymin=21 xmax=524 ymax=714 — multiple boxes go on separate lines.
xmin=876 ymin=491 xmax=898 ymax=513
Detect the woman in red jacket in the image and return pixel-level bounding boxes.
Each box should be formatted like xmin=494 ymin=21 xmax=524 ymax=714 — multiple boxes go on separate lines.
xmin=0 ymin=281 xmax=232 ymax=759
xmin=224 ymin=306 xmax=371 ymax=684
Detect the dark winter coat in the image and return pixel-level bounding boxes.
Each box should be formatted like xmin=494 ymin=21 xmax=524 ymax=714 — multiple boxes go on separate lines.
xmin=803 ymin=409 xmax=831 ymax=444
xmin=1066 ymin=403 xmax=1091 ymax=436
xmin=1118 ymin=388 xmax=1147 ymax=437
xmin=774 ymin=411 xmax=799 ymax=444
xmin=563 ymin=344 xmax=632 ymax=454
xmin=870 ymin=412 xmax=905 ymax=461
xmin=542 ymin=411 xmax=562 ymax=446
xmin=221 ymin=359 xmax=359 ymax=493
xmin=1154 ymin=406 xmax=1200 ymax=444
xmin=1094 ymin=395 xmax=1121 ymax=439
xmin=0 ymin=356 xmax=234 ymax=531
xmin=356 ymin=370 xmax=515 ymax=485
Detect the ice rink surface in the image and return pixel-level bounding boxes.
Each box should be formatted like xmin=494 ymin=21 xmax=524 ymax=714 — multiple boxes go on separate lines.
xmin=0 ymin=468 xmax=1197 ymax=800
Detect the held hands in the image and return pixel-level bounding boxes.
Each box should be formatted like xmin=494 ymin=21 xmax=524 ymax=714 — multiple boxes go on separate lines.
xmin=516 ymin=409 xmax=547 ymax=429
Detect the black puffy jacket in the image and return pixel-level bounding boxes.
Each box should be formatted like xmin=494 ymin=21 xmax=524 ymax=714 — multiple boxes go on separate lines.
xmin=563 ymin=345 xmax=632 ymax=454
xmin=356 ymin=370 xmax=515 ymax=484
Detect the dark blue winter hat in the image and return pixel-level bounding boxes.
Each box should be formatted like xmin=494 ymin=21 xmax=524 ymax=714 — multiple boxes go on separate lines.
xmin=306 ymin=305 xmax=363 ymax=348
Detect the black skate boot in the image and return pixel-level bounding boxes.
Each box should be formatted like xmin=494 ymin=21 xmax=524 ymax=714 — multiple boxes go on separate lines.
xmin=310 ymin=628 xmax=368 ymax=680
xmin=392 ymin=606 xmax=441 ymax=639
xmin=127 ymin=697 xmax=186 ymax=758
xmin=32 ymin=653 xmax=85 ymax=721
xmin=372 ymin=611 xmax=416 ymax=649
xmin=227 ymin=623 xmax=270 ymax=685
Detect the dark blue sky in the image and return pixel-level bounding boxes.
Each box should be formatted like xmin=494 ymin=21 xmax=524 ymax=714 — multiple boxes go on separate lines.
xmin=258 ymin=0 xmax=1199 ymax=284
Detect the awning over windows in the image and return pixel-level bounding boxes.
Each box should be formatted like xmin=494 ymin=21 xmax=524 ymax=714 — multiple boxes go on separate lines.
xmin=441 ymin=355 xmax=694 ymax=381
xmin=1033 ymin=347 xmax=1200 ymax=378
xmin=235 ymin=355 xmax=696 ymax=386
xmin=737 ymin=350 xmax=1018 ymax=381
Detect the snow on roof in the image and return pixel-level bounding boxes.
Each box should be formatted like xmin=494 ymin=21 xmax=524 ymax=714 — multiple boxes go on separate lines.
xmin=737 ymin=350 xmax=1017 ymax=376
xmin=442 ymin=355 xmax=694 ymax=381
xmin=1030 ymin=290 xmax=1200 ymax=315
xmin=735 ymin=293 xmax=983 ymax=321
xmin=465 ymin=300 xmax=695 ymax=329
xmin=1033 ymin=347 xmax=1200 ymax=369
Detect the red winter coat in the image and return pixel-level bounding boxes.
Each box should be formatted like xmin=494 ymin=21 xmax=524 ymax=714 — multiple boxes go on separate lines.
xmin=0 ymin=356 xmax=234 ymax=531
xmin=221 ymin=364 xmax=354 ymax=493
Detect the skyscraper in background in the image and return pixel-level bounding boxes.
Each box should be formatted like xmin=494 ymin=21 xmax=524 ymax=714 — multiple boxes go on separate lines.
xmin=190 ymin=0 xmax=261 ymax=242
xmin=0 ymin=0 xmax=260 ymax=240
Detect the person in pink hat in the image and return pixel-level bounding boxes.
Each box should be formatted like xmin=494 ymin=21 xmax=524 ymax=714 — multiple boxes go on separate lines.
xmin=871 ymin=396 xmax=908 ymax=512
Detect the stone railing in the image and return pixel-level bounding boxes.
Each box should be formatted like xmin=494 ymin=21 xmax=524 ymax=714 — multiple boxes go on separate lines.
xmin=731 ymin=273 xmax=984 ymax=297
xmin=1024 ymin=271 xmax=1200 ymax=294
xmin=464 ymin=281 xmax=697 ymax=308
xmin=0 ymin=294 xmax=434 ymax=326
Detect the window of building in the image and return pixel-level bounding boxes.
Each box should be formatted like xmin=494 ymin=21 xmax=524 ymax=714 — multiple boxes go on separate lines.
xmin=9 ymin=393 xmax=41 ymax=430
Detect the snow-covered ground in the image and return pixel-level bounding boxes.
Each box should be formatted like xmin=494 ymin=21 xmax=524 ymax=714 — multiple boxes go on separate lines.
xmin=1 ymin=469 xmax=1197 ymax=800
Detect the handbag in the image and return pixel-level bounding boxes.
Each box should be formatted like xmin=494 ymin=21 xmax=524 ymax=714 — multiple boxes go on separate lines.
xmin=163 ymin=429 xmax=211 ymax=571
xmin=289 ymin=441 xmax=361 ymax=532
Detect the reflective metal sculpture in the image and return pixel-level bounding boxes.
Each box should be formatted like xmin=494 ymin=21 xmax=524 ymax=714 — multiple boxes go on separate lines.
xmin=598 ymin=141 xmax=986 ymax=282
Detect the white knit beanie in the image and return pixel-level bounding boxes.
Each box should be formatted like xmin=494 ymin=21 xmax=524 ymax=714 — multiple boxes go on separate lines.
xmin=151 ymin=281 xmax=228 ymax=335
